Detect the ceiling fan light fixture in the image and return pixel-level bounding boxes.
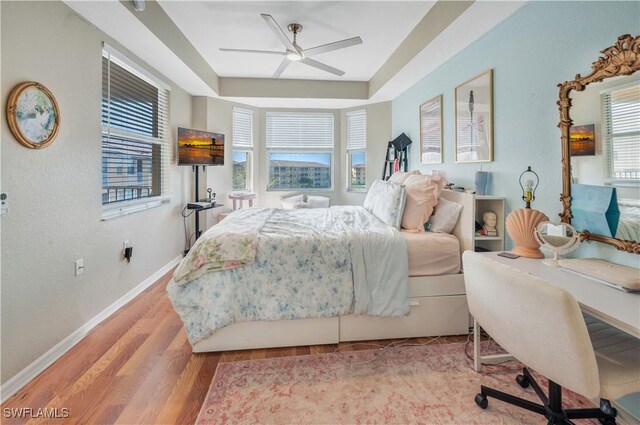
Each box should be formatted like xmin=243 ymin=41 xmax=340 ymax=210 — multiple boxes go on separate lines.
xmin=131 ymin=0 xmax=145 ymax=12
xmin=286 ymin=50 xmax=303 ymax=61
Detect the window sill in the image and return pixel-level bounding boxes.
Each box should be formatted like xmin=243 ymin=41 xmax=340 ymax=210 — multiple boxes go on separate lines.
xmin=101 ymin=195 xmax=172 ymax=221
xmin=347 ymin=188 xmax=367 ymax=193
xmin=604 ymin=179 xmax=640 ymax=188
xmin=266 ymin=188 xmax=334 ymax=193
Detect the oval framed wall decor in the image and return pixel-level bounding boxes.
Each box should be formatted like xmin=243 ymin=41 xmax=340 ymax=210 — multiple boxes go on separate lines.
xmin=6 ymin=81 xmax=60 ymax=149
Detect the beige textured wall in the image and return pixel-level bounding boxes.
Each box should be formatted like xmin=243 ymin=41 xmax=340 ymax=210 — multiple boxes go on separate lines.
xmin=340 ymin=102 xmax=392 ymax=206
xmin=0 ymin=1 xmax=193 ymax=382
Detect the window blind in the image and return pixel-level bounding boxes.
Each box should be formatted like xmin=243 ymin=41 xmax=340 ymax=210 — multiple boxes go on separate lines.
xmin=420 ymin=100 xmax=441 ymax=158
xmin=602 ymin=83 xmax=640 ymax=181
xmin=266 ymin=112 xmax=334 ymax=151
xmin=102 ymin=45 xmax=170 ymax=206
xmin=346 ymin=109 xmax=366 ymax=151
xmin=232 ymin=107 xmax=254 ymax=149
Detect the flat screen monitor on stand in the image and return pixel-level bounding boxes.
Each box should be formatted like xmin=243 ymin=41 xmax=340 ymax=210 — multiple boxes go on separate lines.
xmin=177 ymin=127 xmax=224 ymax=240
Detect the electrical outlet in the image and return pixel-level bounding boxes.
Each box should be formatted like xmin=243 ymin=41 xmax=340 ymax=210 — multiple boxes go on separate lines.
xmin=0 ymin=192 xmax=8 ymax=216
xmin=75 ymin=259 xmax=84 ymax=276
xmin=123 ymin=240 xmax=130 ymax=250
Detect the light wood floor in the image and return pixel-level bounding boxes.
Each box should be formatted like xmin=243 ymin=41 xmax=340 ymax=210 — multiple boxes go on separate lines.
xmin=1 ymin=269 xmax=468 ymax=424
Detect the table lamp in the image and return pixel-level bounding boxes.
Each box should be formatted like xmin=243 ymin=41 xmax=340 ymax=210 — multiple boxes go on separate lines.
xmin=505 ymin=166 xmax=549 ymax=258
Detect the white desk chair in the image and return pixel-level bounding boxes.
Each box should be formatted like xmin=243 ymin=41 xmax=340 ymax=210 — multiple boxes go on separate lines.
xmin=463 ymin=251 xmax=640 ymax=425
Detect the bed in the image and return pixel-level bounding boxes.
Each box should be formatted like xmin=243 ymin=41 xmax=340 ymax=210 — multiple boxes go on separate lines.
xmin=168 ymin=188 xmax=474 ymax=353
xmin=615 ymin=199 xmax=640 ymax=242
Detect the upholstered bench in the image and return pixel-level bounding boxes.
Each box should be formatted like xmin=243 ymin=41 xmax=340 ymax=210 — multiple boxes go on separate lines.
xmin=281 ymin=194 xmax=330 ymax=209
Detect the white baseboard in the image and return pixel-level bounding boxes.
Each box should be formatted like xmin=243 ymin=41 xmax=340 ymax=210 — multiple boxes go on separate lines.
xmin=613 ymin=399 xmax=640 ymax=425
xmin=0 ymin=255 xmax=182 ymax=403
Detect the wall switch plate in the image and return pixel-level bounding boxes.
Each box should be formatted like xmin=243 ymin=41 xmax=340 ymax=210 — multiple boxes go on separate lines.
xmin=0 ymin=192 xmax=8 ymax=216
xmin=75 ymin=259 xmax=84 ymax=276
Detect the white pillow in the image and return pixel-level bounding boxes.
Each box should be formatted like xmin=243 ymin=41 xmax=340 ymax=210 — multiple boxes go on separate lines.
xmin=281 ymin=195 xmax=305 ymax=209
xmin=307 ymin=195 xmax=330 ymax=208
xmin=363 ymin=180 xmax=407 ymax=229
xmin=388 ymin=170 xmax=420 ymax=185
xmin=427 ymin=197 xmax=463 ymax=234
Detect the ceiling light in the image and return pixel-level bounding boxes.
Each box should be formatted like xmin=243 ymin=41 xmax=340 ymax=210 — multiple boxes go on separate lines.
xmin=286 ymin=50 xmax=303 ymax=61
xmin=132 ymin=0 xmax=145 ymax=12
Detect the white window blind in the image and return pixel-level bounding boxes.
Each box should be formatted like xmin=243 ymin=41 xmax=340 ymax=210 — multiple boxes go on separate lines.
xmin=266 ymin=112 xmax=334 ymax=151
xmin=102 ymin=44 xmax=171 ymax=207
xmin=420 ymin=98 xmax=442 ymax=163
xmin=232 ymin=107 xmax=254 ymax=149
xmin=602 ymin=83 xmax=640 ymax=181
xmin=346 ymin=109 xmax=366 ymax=151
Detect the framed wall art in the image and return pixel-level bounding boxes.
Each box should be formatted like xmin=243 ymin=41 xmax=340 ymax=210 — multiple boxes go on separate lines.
xmin=6 ymin=81 xmax=60 ymax=149
xmin=419 ymin=95 xmax=443 ymax=164
xmin=569 ymin=124 xmax=596 ymax=156
xmin=455 ymin=70 xmax=493 ymax=163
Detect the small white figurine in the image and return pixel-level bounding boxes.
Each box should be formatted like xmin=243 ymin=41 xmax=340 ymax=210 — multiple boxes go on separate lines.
xmin=482 ymin=211 xmax=498 ymax=236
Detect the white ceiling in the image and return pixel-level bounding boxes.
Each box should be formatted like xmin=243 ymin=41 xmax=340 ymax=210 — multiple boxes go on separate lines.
xmin=159 ymin=1 xmax=435 ymax=81
xmin=65 ymin=0 xmax=528 ymax=108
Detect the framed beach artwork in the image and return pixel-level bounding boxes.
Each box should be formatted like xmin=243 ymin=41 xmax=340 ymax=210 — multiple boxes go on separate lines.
xmin=455 ymin=70 xmax=493 ymax=163
xmin=569 ymin=124 xmax=596 ymax=156
xmin=420 ymin=95 xmax=443 ymax=164
xmin=6 ymin=81 xmax=60 ymax=149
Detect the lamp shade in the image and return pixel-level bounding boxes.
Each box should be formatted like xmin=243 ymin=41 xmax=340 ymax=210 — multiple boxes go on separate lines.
xmin=570 ymin=184 xmax=620 ymax=238
xmin=506 ymin=208 xmax=549 ymax=258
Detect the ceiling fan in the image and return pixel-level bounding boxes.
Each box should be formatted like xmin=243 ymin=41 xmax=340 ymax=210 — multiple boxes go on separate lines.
xmin=219 ymin=14 xmax=363 ymax=78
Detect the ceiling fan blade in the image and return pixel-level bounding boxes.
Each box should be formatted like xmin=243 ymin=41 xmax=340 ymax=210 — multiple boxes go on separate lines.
xmin=273 ymin=58 xmax=291 ymax=78
xmin=299 ymin=58 xmax=345 ymax=77
xmin=219 ymin=48 xmax=284 ymax=55
xmin=261 ymin=14 xmax=297 ymax=52
xmin=303 ymin=36 xmax=363 ymax=57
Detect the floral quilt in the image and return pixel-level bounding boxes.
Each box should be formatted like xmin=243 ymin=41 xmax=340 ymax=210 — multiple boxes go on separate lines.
xmin=167 ymin=206 xmax=409 ymax=345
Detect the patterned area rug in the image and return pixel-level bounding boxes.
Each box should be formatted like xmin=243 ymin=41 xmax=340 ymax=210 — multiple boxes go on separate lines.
xmin=196 ymin=342 xmax=598 ymax=424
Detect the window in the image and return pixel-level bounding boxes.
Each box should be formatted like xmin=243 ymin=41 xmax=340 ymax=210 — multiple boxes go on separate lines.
xmin=266 ymin=112 xmax=334 ymax=191
xmin=101 ymin=44 xmax=170 ymax=212
xmin=602 ymin=83 xmax=640 ymax=182
xmin=232 ymin=107 xmax=253 ymax=190
xmin=346 ymin=109 xmax=366 ymax=191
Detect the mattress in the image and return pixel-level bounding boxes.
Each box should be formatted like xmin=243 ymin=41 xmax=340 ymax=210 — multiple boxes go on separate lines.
xmin=402 ymin=231 xmax=461 ymax=276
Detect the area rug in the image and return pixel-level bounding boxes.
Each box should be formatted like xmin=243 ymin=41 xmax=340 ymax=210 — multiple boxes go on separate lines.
xmin=196 ymin=342 xmax=598 ymax=424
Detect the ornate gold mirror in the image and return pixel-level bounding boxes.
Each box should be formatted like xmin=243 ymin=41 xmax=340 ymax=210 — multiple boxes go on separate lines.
xmin=558 ymin=34 xmax=640 ymax=254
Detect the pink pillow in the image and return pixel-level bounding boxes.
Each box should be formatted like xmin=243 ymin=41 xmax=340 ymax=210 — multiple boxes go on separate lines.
xmin=401 ymin=174 xmax=447 ymax=232
xmin=388 ymin=170 xmax=420 ymax=185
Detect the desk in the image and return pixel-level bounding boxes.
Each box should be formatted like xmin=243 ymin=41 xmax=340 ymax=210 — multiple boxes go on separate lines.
xmin=472 ymin=251 xmax=640 ymax=372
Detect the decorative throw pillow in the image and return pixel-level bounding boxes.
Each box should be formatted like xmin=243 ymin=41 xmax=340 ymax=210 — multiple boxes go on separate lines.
xmin=363 ymin=180 xmax=407 ymax=229
xmin=427 ymin=197 xmax=463 ymax=234
xmin=401 ymin=174 xmax=447 ymax=232
xmin=293 ymin=201 xmax=311 ymax=209
xmin=388 ymin=170 xmax=420 ymax=185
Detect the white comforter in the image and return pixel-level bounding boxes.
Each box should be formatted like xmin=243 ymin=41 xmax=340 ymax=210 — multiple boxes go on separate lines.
xmin=167 ymin=206 xmax=409 ymax=345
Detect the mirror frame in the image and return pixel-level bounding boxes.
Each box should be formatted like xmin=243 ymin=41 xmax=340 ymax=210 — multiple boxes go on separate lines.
xmin=558 ymin=34 xmax=640 ymax=254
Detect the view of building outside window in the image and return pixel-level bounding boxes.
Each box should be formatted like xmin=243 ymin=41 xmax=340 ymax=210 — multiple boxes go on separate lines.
xmin=350 ymin=151 xmax=366 ymax=189
xmin=232 ymin=151 xmax=248 ymax=190
xmin=268 ymin=153 xmax=332 ymax=190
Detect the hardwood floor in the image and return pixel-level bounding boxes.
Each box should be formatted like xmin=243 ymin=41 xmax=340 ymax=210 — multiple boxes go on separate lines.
xmin=1 ymin=270 xmax=469 ymax=424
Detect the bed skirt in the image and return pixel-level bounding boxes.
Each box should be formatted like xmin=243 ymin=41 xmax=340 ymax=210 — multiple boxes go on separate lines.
xmin=192 ymin=273 xmax=469 ymax=353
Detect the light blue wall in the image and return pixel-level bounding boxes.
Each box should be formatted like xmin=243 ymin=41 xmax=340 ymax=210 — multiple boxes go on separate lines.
xmin=392 ymin=1 xmax=639 ymax=268
xmin=392 ymin=1 xmax=639 ymax=416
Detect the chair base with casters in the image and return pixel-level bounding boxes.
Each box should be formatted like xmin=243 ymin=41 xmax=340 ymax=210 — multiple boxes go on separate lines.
xmin=475 ymin=367 xmax=617 ymax=425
